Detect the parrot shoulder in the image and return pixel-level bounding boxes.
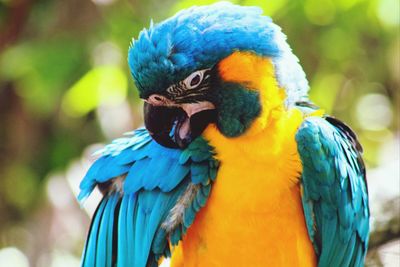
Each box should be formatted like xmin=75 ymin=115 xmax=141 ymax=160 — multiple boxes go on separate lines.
xmin=296 ymin=115 xmax=369 ymax=267
xmin=78 ymin=128 xmax=218 ymax=267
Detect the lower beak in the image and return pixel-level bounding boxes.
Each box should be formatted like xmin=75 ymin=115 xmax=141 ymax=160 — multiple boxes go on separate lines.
xmin=143 ymin=102 xmax=216 ymax=148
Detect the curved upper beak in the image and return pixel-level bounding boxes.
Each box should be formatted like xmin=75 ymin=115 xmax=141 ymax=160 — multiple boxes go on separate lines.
xmin=144 ymin=94 xmax=216 ymax=148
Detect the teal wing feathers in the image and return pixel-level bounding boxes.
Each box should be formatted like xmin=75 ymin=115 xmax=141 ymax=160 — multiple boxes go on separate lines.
xmin=296 ymin=116 xmax=369 ymax=267
xmin=79 ymin=128 xmax=218 ymax=267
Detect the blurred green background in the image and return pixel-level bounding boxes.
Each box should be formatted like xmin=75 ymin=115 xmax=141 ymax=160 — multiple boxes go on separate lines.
xmin=0 ymin=0 xmax=399 ymax=266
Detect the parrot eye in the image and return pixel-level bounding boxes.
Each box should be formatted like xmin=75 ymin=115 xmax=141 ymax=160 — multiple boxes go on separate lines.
xmin=184 ymin=70 xmax=206 ymax=89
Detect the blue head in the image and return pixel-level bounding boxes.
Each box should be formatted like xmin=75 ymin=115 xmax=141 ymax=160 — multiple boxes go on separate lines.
xmin=128 ymin=2 xmax=309 ymax=148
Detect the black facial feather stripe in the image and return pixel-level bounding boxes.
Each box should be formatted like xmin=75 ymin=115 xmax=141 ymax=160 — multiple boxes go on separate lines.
xmin=166 ymin=69 xmax=211 ymax=100
xmin=172 ymin=87 xmax=211 ymax=99
xmin=165 ymin=68 xmax=212 ymax=102
xmin=175 ymin=95 xmax=211 ymax=104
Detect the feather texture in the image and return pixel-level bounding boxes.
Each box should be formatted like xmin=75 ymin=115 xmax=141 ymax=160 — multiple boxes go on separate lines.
xmin=79 ymin=128 xmax=218 ymax=267
xmin=296 ymin=116 xmax=369 ymax=267
xmin=128 ymin=2 xmax=309 ymax=107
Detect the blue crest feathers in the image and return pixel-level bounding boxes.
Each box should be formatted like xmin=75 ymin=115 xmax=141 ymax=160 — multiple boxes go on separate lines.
xmin=128 ymin=2 xmax=309 ymax=106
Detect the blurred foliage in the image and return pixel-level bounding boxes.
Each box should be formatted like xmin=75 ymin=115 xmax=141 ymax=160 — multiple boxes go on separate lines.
xmin=0 ymin=0 xmax=398 ymax=266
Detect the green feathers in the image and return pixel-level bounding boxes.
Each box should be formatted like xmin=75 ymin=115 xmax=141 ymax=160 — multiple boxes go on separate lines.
xmin=296 ymin=116 xmax=369 ymax=267
xmin=214 ymin=83 xmax=261 ymax=137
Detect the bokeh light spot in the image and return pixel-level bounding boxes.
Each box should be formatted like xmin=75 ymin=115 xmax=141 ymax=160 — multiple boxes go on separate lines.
xmin=377 ymin=0 xmax=400 ymax=27
xmin=62 ymin=65 xmax=128 ymax=117
xmin=46 ymin=173 xmax=74 ymax=209
xmin=356 ymin=93 xmax=393 ymax=131
xmin=91 ymin=0 xmax=116 ymax=6
xmin=92 ymin=42 xmax=122 ymax=66
xmin=96 ymin=100 xmax=134 ymax=139
xmin=0 ymin=247 xmax=29 ymax=267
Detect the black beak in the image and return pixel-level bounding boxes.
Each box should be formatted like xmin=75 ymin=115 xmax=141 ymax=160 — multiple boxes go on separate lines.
xmin=143 ymin=102 xmax=216 ymax=149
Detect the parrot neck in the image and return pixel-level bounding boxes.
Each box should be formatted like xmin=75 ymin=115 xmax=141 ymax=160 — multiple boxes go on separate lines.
xmin=207 ymin=51 xmax=304 ymax=161
xmin=203 ymin=107 xmax=304 ymax=163
xmin=216 ymin=51 xmax=291 ymax=138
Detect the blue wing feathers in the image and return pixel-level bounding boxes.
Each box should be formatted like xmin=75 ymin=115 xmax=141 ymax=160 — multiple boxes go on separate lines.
xmin=296 ymin=116 xmax=369 ymax=267
xmin=151 ymin=227 xmax=167 ymax=256
xmin=82 ymin=197 xmax=107 ymax=267
xmin=79 ymin=128 xmax=218 ymax=267
xmin=81 ymin=194 xmax=120 ymax=267
xmin=125 ymin=193 xmax=137 ymax=267
xmin=116 ymin=194 xmax=130 ymax=267
xmin=96 ymin=194 xmax=118 ymax=267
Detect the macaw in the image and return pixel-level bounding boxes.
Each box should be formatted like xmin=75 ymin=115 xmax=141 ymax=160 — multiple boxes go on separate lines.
xmin=78 ymin=2 xmax=370 ymax=267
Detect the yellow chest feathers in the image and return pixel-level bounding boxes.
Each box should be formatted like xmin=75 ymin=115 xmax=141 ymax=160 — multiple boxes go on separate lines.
xmin=174 ymin=110 xmax=315 ymax=267
xmin=170 ymin=52 xmax=317 ymax=267
xmin=203 ymin=51 xmax=306 ymax=206
xmin=203 ymin=107 xmax=304 ymax=211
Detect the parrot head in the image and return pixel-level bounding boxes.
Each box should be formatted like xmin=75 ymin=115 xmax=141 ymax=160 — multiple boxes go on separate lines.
xmin=128 ymin=2 xmax=309 ymax=148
